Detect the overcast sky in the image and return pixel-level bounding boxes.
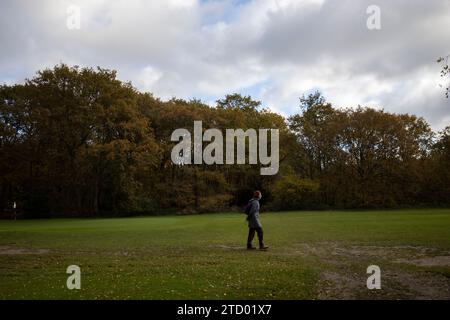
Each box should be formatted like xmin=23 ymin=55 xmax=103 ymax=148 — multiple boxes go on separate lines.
xmin=1 ymin=0 xmax=449 ymax=130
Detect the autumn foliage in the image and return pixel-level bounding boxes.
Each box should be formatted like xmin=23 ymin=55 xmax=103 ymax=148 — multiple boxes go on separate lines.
xmin=1 ymin=65 xmax=449 ymax=217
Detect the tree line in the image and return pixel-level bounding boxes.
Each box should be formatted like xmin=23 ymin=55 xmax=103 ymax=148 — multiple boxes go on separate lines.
xmin=0 ymin=65 xmax=449 ymax=218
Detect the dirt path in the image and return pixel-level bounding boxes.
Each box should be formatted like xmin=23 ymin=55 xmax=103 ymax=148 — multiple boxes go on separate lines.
xmin=291 ymin=242 xmax=450 ymax=299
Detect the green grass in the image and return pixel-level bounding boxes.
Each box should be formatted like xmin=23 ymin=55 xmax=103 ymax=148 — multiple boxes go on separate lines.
xmin=1 ymin=209 xmax=450 ymax=299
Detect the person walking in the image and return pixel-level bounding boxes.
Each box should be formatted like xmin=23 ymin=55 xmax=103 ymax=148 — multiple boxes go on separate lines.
xmin=246 ymin=191 xmax=269 ymax=250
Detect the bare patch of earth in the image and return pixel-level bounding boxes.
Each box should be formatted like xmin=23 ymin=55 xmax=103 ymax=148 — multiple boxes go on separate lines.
xmin=289 ymin=242 xmax=450 ymax=299
xmin=209 ymin=244 xmax=247 ymax=251
xmin=0 ymin=246 xmax=50 ymax=255
xmin=396 ymin=256 xmax=450 ymax=267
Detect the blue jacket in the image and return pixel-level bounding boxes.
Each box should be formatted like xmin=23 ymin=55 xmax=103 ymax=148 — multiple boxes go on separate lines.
xmin=247 ymin=198 xmax=262 ymax=229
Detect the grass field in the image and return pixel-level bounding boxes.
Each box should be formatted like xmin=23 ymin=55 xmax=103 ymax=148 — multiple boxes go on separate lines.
xmin=1 ymin=209 xmax=450 ymax=300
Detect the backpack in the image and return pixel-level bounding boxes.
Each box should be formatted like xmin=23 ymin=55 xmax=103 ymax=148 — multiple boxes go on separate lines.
xmin=244 ymin=199 xmax=254 ymax=216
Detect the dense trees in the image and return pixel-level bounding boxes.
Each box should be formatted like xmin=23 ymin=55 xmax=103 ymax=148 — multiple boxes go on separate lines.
xmin=0 ymin=65 xmax=449 ymax=217
xmin=0 ymin=65 xmax=160 ymax=217
xmin=288 ymin=99 xmax=434 ymax=208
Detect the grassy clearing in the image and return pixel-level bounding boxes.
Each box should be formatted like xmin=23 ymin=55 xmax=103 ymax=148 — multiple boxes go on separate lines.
xmin=0 ymin=209 xmax=449 ymax=299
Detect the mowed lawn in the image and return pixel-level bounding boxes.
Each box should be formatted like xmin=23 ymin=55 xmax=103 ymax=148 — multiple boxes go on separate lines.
xmin=1 ymin=209 xmax=450 ymax=300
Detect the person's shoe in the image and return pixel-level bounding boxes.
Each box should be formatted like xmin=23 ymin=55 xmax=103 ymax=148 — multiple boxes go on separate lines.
xmin=247 ymin=246 xmax=257 ymax=250
xmin=259 ymin=246 xmax=269 ymax=250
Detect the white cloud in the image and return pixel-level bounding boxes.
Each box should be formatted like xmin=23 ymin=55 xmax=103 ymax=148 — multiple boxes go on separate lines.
xmin=168 ymin=0 xmax=198 ymax=9
xmin=0 ymin=0 xmax=449 ymax=130
xmin=136 ymin=66 xmax=164 ymax=93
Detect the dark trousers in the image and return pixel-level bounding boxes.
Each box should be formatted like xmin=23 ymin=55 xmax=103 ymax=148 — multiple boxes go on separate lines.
xmin=247 ymin=227 xmax=264 ymax=248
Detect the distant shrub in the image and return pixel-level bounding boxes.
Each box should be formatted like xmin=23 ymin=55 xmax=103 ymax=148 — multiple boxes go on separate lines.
xmin=272 ymin=175 xmax=320 ymax=210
